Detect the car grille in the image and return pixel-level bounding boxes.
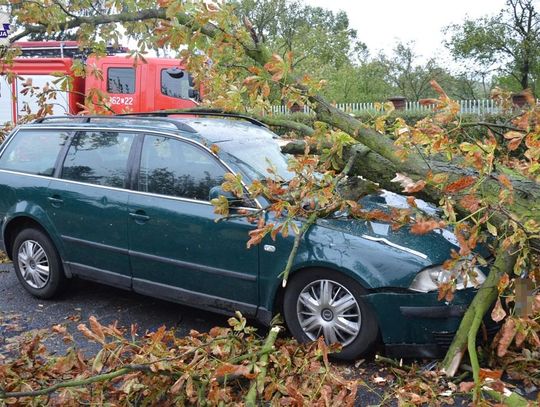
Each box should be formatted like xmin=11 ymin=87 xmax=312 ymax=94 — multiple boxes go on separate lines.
xmin=433 ymin=324 xmax=500 ymax=350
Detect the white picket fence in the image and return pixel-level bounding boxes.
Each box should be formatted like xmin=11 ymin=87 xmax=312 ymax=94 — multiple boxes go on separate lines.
xmin=270 ymin=99 xmax=506 ymax=115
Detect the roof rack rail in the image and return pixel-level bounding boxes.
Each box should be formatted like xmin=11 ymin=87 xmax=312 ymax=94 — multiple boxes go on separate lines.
xmin=32 ymin=115 xmax=197 ymax=133
xmin=117 ymin=109 xmax=268 ymax=128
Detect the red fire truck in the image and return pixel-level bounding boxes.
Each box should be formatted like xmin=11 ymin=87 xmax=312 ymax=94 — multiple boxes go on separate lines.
xmin=0 ymin=41 xmax=200 ymax=123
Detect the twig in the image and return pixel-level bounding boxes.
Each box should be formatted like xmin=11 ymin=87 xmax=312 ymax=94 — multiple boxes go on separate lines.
xmin=280 ymin=213 xmax=317 ymax=287
xmin=245 ymin=326 xmax=280 ymax=407
xmin=0 ymin=365 xmax=151 ymax=399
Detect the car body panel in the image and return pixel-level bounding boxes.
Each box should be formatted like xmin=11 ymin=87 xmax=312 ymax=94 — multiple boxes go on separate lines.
xmin=127 ymin=192 xmax=260 ymax=305
xmin=45 ymin=179 xmax=132 ymax=288
xmin=0 ymin=170 xmax=63 ymax=253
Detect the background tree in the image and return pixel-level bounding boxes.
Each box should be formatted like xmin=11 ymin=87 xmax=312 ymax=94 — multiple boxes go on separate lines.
xmin=446 ymin=0 xmax=540 ymax=94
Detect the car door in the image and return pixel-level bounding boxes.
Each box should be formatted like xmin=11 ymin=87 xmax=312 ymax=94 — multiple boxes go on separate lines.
xmin=128 ymin=134 xmax=259 ymax=315
xmin=45 ymin=130 xmax=137 ymax=288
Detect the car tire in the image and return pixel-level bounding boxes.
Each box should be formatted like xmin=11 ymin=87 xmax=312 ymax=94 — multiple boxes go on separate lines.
xmin=12 ymin=227 xmax=67 ymax=299
xmin=283 ymin=269 xmax=379 ymax=360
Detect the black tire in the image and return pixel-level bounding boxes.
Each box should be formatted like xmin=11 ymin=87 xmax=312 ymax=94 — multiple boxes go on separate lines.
xmin=283 ymin=269 xmax=379 ymax=360
xmin=12 ymin=227 xmax=67 ymax=299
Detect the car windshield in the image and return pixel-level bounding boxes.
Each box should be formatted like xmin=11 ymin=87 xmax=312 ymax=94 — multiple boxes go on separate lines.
xmin=219 ymin=137 xmax=293 ymax=181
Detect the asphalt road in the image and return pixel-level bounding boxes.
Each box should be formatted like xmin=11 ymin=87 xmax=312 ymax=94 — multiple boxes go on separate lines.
xmin=0 ymin=263 xmax=235 ymax=354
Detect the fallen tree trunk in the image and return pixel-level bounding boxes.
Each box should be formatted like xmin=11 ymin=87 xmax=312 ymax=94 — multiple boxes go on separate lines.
xmin=441 ymin=244 xmax=518 ymax=377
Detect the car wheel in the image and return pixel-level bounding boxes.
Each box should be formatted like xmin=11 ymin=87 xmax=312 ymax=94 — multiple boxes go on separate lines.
xmin=283 ymin=269 xmax=379 ymax=360
xmin=12 ymin=227 xmax=67 ymax=299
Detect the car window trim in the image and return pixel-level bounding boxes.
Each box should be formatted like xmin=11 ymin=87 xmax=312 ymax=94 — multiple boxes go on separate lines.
xmin=53 ymin=131 xmax=76 ymax=178
xmin=127 ymin=133 xmax=144 ymax=191
xmin=11 ymin=125 xmax=262 ymax=209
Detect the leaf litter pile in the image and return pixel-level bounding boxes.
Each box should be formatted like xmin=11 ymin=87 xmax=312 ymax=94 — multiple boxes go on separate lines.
xmin=0 ymin=313 xmax=359 ymax=406
xmin=0 ymin=309 xmax=539 ymax=405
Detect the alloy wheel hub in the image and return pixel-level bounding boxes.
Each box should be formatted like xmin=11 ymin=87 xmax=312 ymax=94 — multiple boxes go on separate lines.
xmin=297 ymin=279 xmax=361 ymax=347
xmin=18 ymin=240 xmax=50 ymax=289
xmin=321 ymin=308 xmax=334 ymax=321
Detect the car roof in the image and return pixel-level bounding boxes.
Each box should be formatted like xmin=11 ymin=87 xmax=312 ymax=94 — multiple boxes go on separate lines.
xmin=19 ymin=115 xmax=275 ymax=145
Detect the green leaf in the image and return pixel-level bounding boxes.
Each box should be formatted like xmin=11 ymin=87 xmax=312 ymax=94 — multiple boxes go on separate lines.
xmin=486 ymin=222 xmax=497 ymax=236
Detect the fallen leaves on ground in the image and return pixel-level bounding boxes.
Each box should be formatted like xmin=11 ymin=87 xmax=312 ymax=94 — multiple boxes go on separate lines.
xmin=0 ymin=313 xmax=359 ymax=406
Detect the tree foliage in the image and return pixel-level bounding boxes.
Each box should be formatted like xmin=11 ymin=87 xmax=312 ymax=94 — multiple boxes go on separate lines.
xmin=446 ymin=0 xmax=540 ymax=93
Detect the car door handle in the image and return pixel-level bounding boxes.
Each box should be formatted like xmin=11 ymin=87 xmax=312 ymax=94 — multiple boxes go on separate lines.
xmin=129 ymin=211 xmax=150 ymax=223
xmin=47 ymin=195 xmax=64 ymax=207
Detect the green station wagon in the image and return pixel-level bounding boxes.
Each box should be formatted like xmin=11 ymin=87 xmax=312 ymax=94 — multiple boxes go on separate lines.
xmin=0 ymin=113 xmax=488 ymax=360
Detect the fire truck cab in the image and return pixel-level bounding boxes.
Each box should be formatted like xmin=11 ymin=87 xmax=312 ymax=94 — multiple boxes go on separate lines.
xmin=0 ymin=41 xmax=200 ymax=123
xmin=86 ymin=55 xmax=199 ymax=113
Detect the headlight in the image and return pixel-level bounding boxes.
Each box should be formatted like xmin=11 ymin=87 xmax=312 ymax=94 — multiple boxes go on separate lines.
xmin=409 ymin=261 xmax=487 ymax=293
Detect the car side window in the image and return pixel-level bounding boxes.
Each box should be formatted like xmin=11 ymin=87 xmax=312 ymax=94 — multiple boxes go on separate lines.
xmin=61 ymin=131 xmax=135 ymax=188
xmin=0 ymin=129 xmax=69 ymax=176
xmin=107 ymin=67 xmax=135 ymax=94
xmin=139 ymin=135 xmax=225 ymax=201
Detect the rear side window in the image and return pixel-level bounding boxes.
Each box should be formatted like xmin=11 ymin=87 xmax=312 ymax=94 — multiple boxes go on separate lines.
xmin=0 ymin=130 xmax=68 ymax=176
xmin=61 ymin=131 xmax=135 ymax=188
xmin=161 ymin=68 xmax=189 ymax=99
xmin=138 ymin=135 xmax=225 ymax=201
xmin=107 ymin=68 xmax=135 ymax=94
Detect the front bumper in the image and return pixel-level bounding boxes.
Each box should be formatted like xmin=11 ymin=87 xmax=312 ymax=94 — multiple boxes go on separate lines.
xmin=363 ymin=289 xmax=498 ymax=358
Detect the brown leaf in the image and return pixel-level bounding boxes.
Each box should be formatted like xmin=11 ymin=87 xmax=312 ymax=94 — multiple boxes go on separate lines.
xmin=497 ymin=174 xmax=513 ymax=190
xmin=410 ymin=219 xmax=445 ymax=235
xmin=491 ymin=298 xmax=507 ymax=323
xmin=459 ymin=194 xmax=481 ymax=212
xmin=479 ymin=368 xmax=503 ymax=381
xmin=88 ymin=316 xmax=105 ymax=342
xmin=459 ymin=381 xmax=475 ymax=393
xmin=210 ymin=144 xmax=220 ymax=154
xmin=445 ymin=176 xmax=476 ymax=193
xmin=419 ymin=98 xmax=439 ymax=106
xmin=406 ymin=196 xmax=417 ymax=208
xmin=504 ymin=131 xmax=524 ymax=151
xmin=404 ymin=180 xmax=426 ymax=193
xmin=215 ymin=363 xmax=251 ymax=379
xmin=496 ymin=318 xmax=517 ymax=357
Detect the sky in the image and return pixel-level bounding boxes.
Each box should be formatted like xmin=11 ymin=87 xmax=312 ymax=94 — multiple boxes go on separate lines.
xmin=305 ymin=0 xmax=508 ymax=63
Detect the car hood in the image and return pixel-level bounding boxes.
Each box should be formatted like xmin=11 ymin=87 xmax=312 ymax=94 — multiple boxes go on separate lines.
xmin=315 ymin=191 xmax=462 ymax=265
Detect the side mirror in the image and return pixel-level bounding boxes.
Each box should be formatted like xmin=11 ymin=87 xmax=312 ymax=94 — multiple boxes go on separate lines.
xmin=166 ymin=67 xmax=185 ymax=78
xmin=188 ymin=88 xmax=200 ymax=101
